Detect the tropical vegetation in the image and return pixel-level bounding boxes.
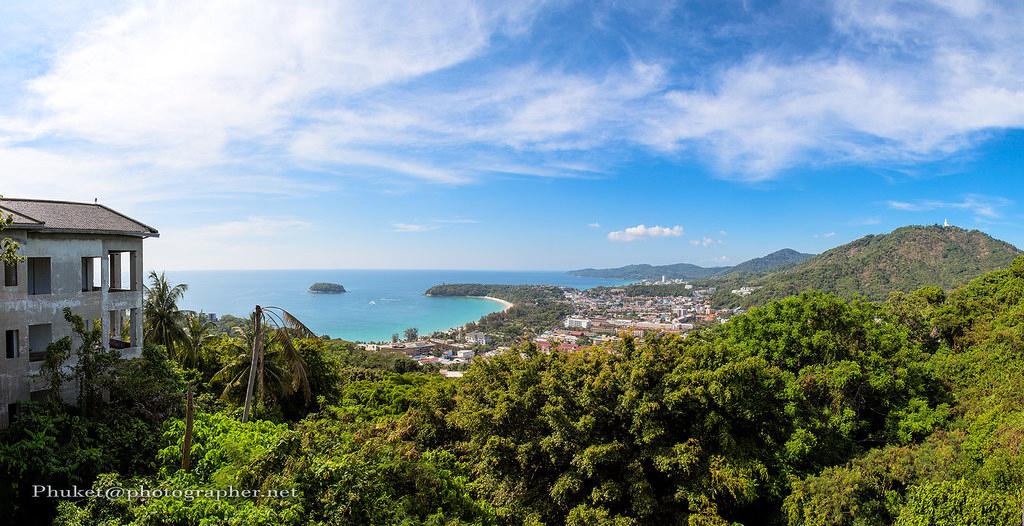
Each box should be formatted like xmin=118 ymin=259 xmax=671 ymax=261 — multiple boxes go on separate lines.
xmin=708 ymin=225 xmax=1020 ymax=307
xmin=6 ymin=245 xmax=1024 ymax=524
xmin=426 ymin=284 xmax=571 ymax=342
xmin=143 ymin=271 xmax=189 ymax=357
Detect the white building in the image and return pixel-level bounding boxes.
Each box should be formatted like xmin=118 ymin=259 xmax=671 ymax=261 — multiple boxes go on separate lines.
xmin=563 ymin=317 xmax=592 ymax=329
xmin=465 ymin=331 xmax=491 ymax=345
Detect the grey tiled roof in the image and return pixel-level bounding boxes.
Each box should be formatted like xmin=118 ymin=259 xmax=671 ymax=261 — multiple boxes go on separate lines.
xmin=0 ymin=198 xmax=158 ymax=237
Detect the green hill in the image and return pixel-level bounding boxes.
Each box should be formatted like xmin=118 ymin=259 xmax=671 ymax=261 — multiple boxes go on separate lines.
xmin=718 ymin=225 xmax=1020 ymax=306
xmin=569 ymin=248 xmax=813 ymax=281
xmin=718 ymin=248 xmax=814 ymax=276
xmin=569 ymin=262 xmax=728 ymax=280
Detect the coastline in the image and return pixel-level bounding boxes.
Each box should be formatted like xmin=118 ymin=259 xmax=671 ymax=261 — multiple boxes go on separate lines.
xmin=430 ymin=296 xmax=513 ymax=337
xmin=418 ymin=293 xmax=514 ymax=336
xmin=475 ymin=295 xmax=514 ymax=312
xmin=172 ymin=269 xmax=614 ymax=342
xmin=423 ymin=292 xmax=514 ymax=312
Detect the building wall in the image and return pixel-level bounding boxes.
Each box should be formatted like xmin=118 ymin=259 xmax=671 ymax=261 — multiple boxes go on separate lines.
xmin=0 ymin=229 xmax=146 ymax=428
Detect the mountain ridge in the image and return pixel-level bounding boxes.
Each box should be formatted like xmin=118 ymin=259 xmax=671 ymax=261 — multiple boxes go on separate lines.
xmin=570 ymin=248 xmax=814 ymax=280
xmin=710 ymin=224 xmax=1021 ymax=306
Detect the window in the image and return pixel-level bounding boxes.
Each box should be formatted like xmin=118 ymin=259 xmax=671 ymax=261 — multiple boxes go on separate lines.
xmin=3 ymin=262 xmax=15 ymax=287
xmin=27 ymin=258 xmax=51 ymax=295
xmin=5 ymin=330 xmax=18 ymax=359
xmin=29 ymin=389 xmax=52 ymax=403
xmin=81 ymin=257 xmax=101 ymax=292
xmin=108 ymin=309 xmax=134 ymax=348
xmin=108 ymin=251 xmax=137 ymax=291
xmin=28 ymin=324 xmax=51 ymax=362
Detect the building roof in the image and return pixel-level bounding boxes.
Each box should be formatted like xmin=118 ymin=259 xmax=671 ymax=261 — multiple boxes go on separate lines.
xmin=0 ymin=198 xmax=158 ymax=237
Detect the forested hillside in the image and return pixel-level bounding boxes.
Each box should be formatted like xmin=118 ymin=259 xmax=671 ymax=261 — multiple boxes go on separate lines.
xmin=569 ymin=262 xmax=728 ymax=280
xmin=569 ymin=249 xmax=812 ymax=281
xmin=425 ymin=284 xmax=570 ymax=342
xmin=715 ymin=248 xmax=815 ymax=276
xmin=8 ymin=259 xmax=1024 ymax=525
xmin=711 ymin=225 xmax=1020 ymax=307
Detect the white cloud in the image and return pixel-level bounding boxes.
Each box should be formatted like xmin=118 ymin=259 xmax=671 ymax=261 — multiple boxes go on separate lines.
xmin=183 ymin=216 xmax=311 ymax=239
xmin=392 ymin=223 xmax=439 ymax=233
xmin=455 ymin=61 xmax=665 ymax=150
xmin=814 ymin=231 xmax=837 ymax=238
xmin=290 ymin=145 xmax=471 ymax=184
xmin=642 ymin=1 xmax=1024 ymax=177
xmin=689 ymin=236 xmax=725 ymax=247
xmin=587 ymin=222 xmax=601 ymax=228
xmin=0 ymin=0 xmax=1022 ymax=201
xmin=390 ymin=218 xmax=477 ymax=232
xmin=0 ymin=0 xmax=545 ymax=195
xmin=25 ymin=1 xmax=511 ymax=158
xmin=607 ymin=224 xmax=683 ymax=242
xmin=885 ymin=194 xmax=1011 ymax=218
xmin=286 ymin=60 xmax=665 ymax=181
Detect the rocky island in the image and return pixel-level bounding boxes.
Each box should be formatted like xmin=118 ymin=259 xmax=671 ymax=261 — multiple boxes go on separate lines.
xmin=309 ymin=282 xmax=346 ymax=294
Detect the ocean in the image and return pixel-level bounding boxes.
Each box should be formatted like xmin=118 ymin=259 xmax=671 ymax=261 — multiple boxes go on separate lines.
xmin=163 ymin=269 xmax=625 ymax=342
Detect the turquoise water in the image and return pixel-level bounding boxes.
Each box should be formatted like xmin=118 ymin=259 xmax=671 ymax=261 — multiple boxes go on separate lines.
xmin=163 ymin=270 xmax=625 ymax=342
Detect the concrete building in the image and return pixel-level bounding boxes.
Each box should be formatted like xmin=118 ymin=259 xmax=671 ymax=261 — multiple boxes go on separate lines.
xmin=0 ymin=198 xmax=158 ymax=428
xmin=563 ymin=317 xmax=592 ymax=330
xmin=465 ymin=331 xmax=491 ymax=345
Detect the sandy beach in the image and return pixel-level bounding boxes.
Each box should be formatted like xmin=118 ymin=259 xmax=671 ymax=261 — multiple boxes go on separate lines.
xmin=477 ymin=295 xmax=514 ymax=312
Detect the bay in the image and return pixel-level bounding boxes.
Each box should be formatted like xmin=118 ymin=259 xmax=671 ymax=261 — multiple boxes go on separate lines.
xmin=163 ymin=269 xmax=625 ymax=342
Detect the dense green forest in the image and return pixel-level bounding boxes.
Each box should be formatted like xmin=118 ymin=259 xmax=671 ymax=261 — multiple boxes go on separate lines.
xmin=425 ymin=284 xmax=571 ymax=342
xmin=7 ymin=257 xmax=1024 ymax=524
xmin=707 ymin=225 xmax=1020 ymax=308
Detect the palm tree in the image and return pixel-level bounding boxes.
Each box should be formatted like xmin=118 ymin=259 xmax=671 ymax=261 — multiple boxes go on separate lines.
xmin=212 ymin=305 xmax=315 ymax=422
xmin=143 ymin=270 xmax=188 ymax=359
xmin=179 ymin=311 xmax=215 ymax=368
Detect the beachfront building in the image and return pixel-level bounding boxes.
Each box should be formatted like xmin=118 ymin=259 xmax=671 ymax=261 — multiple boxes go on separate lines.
xmin=0 ymin=198 xmax=158 ymax=428
xmin=465 ymin=331 xmax=491 ymax=345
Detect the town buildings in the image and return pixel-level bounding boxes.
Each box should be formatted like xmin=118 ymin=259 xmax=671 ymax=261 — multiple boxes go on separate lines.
xmin=0 ymin=198 xmax=158 ymax=428
xmin=532 ymin=283 xmax=735 ymax=349
xmin=465 ymin=330 xmax=491 ymax=345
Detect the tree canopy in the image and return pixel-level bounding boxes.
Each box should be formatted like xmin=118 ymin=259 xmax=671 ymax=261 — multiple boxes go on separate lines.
xmin=13 ymin=257 xmax=1024 ymax=525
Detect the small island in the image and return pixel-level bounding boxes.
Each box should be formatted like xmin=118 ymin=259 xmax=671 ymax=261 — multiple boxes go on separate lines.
xmin=309 ymin=282 xmax=346 ymax=294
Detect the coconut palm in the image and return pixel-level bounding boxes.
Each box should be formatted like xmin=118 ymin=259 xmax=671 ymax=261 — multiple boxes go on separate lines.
xmin=212 ymin=305 xmax=315 ymax=421
xmin=143 ymin=270 xmax=188 ymax=359
xmin=179 ymin=311 xmax=215 ymax=368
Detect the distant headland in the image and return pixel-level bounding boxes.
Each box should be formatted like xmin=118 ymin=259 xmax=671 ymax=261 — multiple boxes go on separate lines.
xmin=309 ymin=282 xmax=346 ymax=294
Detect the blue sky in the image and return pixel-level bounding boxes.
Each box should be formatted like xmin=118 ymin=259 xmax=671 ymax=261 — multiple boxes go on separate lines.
xmin=1 ymin=0 xmax=1022 ymax=270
